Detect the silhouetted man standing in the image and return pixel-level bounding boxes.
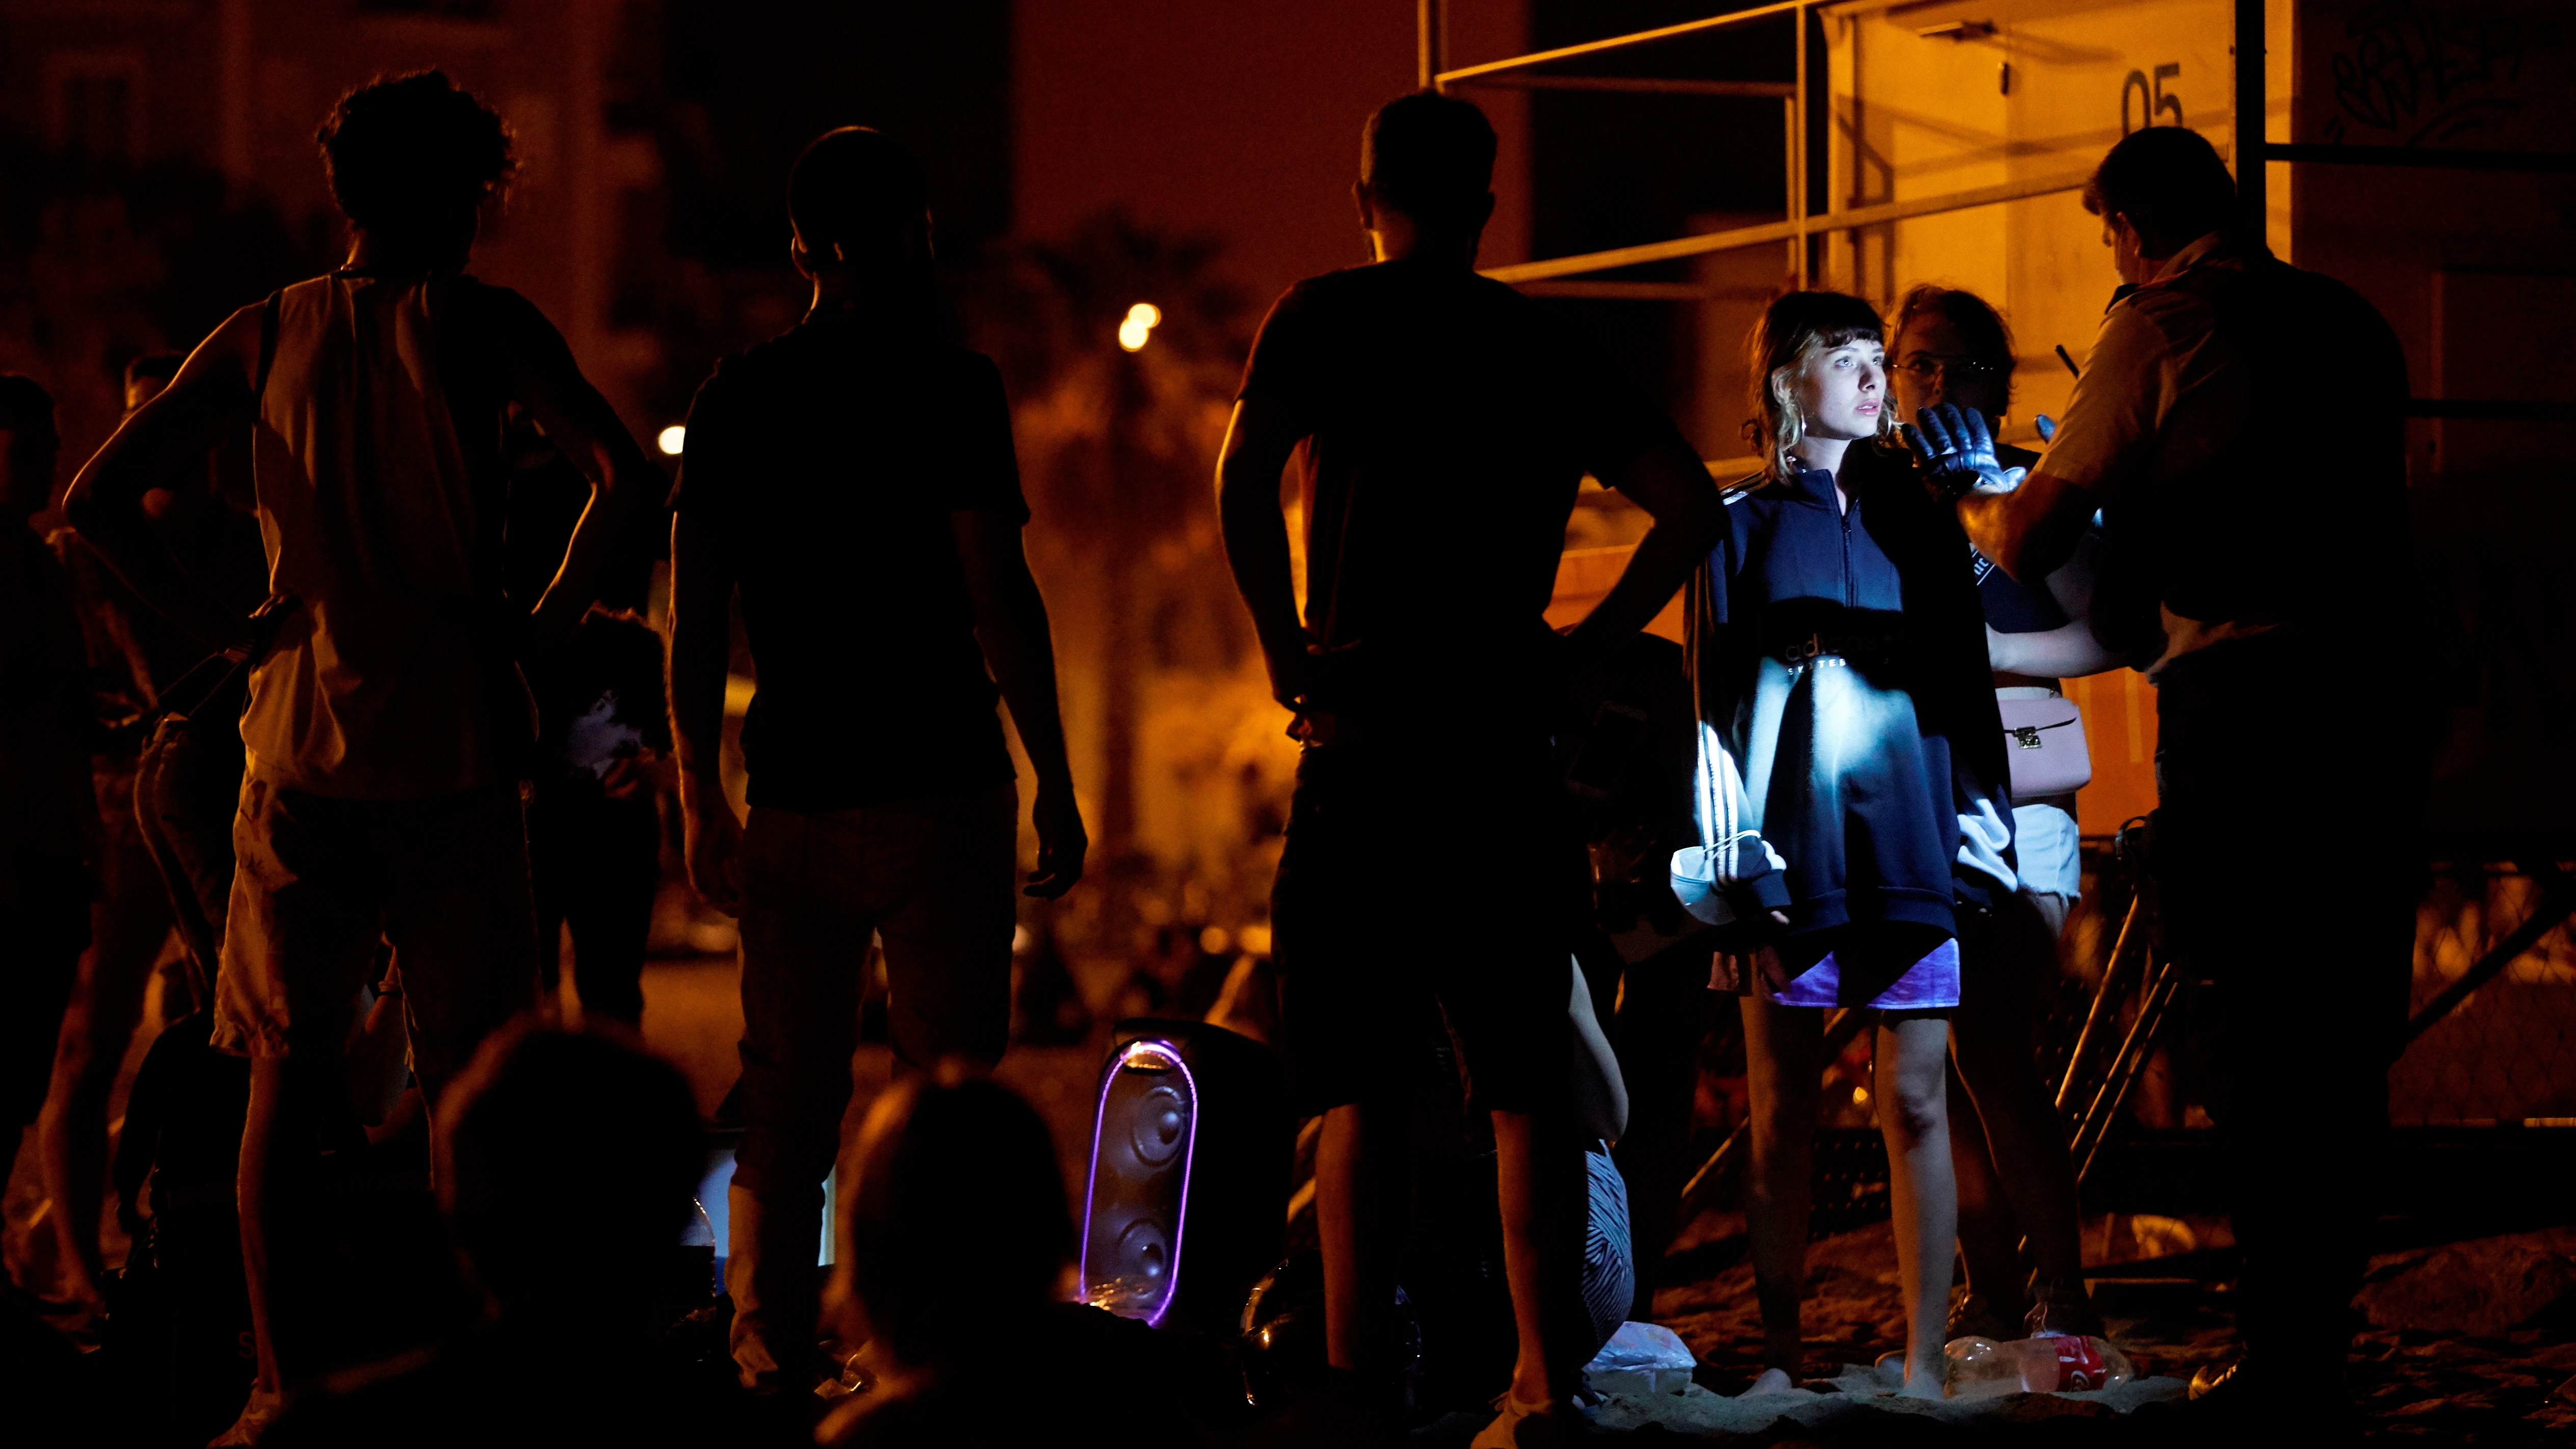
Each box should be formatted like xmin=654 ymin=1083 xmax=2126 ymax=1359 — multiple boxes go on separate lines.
xmin=1217 ymin=93 xmax=1721 ymax=1445
xmin=666 ymin=126 xmax=1085 ymax=1395
xmin=1935 ymin=125 xmax=2416 ymax=1427
xmin=67 ymin=72 xmax=654 ymax=1442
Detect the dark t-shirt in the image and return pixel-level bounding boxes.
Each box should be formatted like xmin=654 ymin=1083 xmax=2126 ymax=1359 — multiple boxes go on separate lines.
xmin=1236 ymin=259 xmax=1687 ymax=726
xmin=670 ymin=310 xmax=1026 ymax=810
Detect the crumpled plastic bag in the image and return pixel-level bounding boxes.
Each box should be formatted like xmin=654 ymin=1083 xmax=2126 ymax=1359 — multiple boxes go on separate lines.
xmin=1583 ymin=1321 xmax=1696 ymax=1397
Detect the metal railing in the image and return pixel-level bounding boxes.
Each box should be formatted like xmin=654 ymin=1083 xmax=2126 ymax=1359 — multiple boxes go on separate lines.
xmin=1457 ymin=0 xmax=2576 ymax=1210
xmin=1430 ymin=0 xmax=1817 ymax=288
xmin=1425 ymin=1 xmax=2576 ymax=280
xmin=1422 ymin=1 xmax=2100 ymax=291
xmin=1422 ymin=0 xmax=2576 ymax=419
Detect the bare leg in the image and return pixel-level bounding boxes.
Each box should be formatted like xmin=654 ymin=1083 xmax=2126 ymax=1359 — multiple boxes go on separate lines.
xmin=1878 ymin=1014 xmax=1956 ymax=1397
xmin=1951 ymin=894 xmax=2088 ymax=1294
xmin=230 ymin=1051 xmax=341 ymax=1439
xmin=38 ymin=821 xmax=172 ymax=1311
xmin=1492 ymin=1107 xmax=1586 ymax=1408
xmin=1947 ymin=1062 xmax=2027 ymax=1314
xmin=1608 ymin=951 xmax=1713 ymax=1320
xmin=1316 ymin=1098 xmax=1406 ymax=1380
xmin=1740 ymin=995 xmax=1821 ymax=1389
xmin=34 ymin=957 xmax=150 ymax=1309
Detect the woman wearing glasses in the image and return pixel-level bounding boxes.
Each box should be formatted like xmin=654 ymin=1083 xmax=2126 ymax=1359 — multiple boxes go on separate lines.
xmin=1678 ymin=291 xmax=2014 ymax=1397
xmin=1890 ymin=284 xmax=2116 ymax=1343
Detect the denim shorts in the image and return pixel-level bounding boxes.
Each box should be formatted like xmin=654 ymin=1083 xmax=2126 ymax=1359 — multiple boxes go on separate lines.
xmin=2011 ymin=801 xmax=2082 ymax=907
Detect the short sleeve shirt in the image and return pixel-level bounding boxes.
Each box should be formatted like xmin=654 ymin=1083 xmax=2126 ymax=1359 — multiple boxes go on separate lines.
xmin=2038 ymin=236 xmax=2250 ymax=505
xmin=1237 ymin=259 xmax=1689 ymax=724
xmin=2036 ymin=238 xmax=2407 ymax=665
xmin=670 ymin=310 xmax=1027 ymax=809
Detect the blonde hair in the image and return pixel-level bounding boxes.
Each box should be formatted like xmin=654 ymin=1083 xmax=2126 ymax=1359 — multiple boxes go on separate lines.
xmin=1742 ymin=290 xmax=1891 ymax=480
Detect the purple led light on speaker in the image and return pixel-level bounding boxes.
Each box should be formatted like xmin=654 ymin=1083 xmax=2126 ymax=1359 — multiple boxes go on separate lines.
xmin=1078 ymin=1037 xmax=1199 ymax=1327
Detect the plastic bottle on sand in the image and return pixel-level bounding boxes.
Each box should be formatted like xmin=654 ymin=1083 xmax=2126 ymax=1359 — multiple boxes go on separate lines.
xmin=1943 ymin=1335 xmax=2135 ymax=1397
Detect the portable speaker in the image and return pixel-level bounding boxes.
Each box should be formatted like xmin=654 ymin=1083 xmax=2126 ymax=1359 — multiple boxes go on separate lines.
xmin=1078 ymin=1019 xmax=1290 ymax=1333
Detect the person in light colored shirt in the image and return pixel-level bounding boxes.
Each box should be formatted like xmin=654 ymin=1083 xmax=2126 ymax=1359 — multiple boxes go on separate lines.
xmin=68 ymin=71 xmax=653 ymax=1443
xmin=1922 ymin=124 xmax=2416 ymax=1425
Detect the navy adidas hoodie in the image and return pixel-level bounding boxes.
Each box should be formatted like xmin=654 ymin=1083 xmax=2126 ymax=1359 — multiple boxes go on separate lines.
xmin=1681 ymin=441 xmax=2016 ymax=941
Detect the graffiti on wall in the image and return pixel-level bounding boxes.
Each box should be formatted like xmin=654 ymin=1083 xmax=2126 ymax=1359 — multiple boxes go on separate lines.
xmin=2323 ymin=2 xmax=2529 ymax=146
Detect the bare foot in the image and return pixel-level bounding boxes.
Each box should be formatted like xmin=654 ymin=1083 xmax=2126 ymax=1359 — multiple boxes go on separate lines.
xmin=208 ymin=1385 xmax=283 ymax=1445
xmin=1897 ymin=1358 xmax=1948 ymax=1400
xmin=1739 ymin=1366 xmax=1798 ymax=1397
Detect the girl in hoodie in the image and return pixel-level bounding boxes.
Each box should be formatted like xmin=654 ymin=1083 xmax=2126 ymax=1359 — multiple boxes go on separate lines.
xmin=1675 ymin=291 xmax=2014 ymax=1397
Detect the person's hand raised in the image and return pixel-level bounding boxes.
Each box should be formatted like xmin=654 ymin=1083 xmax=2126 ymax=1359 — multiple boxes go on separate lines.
xmin=1905 ymin=403 xmax=2027 ymax=502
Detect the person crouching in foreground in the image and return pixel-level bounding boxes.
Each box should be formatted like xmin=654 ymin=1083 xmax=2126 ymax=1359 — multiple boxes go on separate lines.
xmin=816 ymin=1073 xmax=1220 ymax=1448
xmin=267 ymin=1021 xmax=719 ymax=1447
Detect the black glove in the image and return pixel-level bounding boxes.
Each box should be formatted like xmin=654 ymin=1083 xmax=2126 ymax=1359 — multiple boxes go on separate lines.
xmin=1904 ymin=403 xmax=2026 ymax=501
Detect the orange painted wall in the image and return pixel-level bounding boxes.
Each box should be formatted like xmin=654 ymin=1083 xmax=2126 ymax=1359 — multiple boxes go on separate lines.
xmin=1013 ymin=0 xmax=1533 ymax=307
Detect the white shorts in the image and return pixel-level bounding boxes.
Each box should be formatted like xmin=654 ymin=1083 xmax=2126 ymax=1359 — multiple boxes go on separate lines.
xmin=2012 ymin=801 xmax=2082 ymax=906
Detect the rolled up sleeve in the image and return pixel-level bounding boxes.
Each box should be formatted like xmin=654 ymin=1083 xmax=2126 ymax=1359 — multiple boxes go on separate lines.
xmin=2037 ymin=303 xmax=2168 ymax=500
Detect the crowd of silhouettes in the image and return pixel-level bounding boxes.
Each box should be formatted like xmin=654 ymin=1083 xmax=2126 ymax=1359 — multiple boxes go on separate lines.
xmin=0 ymin=56 xmax=2416 ymax=1449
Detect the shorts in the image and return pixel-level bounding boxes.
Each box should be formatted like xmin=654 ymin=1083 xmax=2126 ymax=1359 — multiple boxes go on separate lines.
xmin=1766 ymin=935 xmax=1959 ymax=1011
xmin=215 ymin=772 xmax=538 ymax=1091
xmin=2010 ymin=801 xmax=2081 ymax=909
xmin=1270 ymin=745 xmax=1589 ymax=1115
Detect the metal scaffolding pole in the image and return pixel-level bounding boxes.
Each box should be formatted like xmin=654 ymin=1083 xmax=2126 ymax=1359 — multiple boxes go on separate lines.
xmin=2234 ymin=0 xmax=2266 ymax=240
xmin=1482 ymin=169 xmax=2092 ymax=285
xmin=1436 ymin=0 xmax=1807 ymax=89
xmin=1792 ymin=2 xmax=1808 ymax=288
xmin=1454 ymin=74 xmax=1794 ymax=98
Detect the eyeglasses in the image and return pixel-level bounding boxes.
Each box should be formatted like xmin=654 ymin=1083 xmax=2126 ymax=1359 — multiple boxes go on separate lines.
xmin=1895 ymin=355 xmax=2003 ymax=381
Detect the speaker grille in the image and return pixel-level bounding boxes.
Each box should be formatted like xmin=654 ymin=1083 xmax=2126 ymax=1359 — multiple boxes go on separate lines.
xmin=1079 ymin=1039 xmax=1199 ymax=1325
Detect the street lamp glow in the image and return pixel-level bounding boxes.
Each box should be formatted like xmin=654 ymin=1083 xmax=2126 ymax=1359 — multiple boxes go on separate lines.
xmin=657 ymin=425 xmax=686 ymax=456
xmin=1118 ymin=301 xmax=1161 ymax=352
